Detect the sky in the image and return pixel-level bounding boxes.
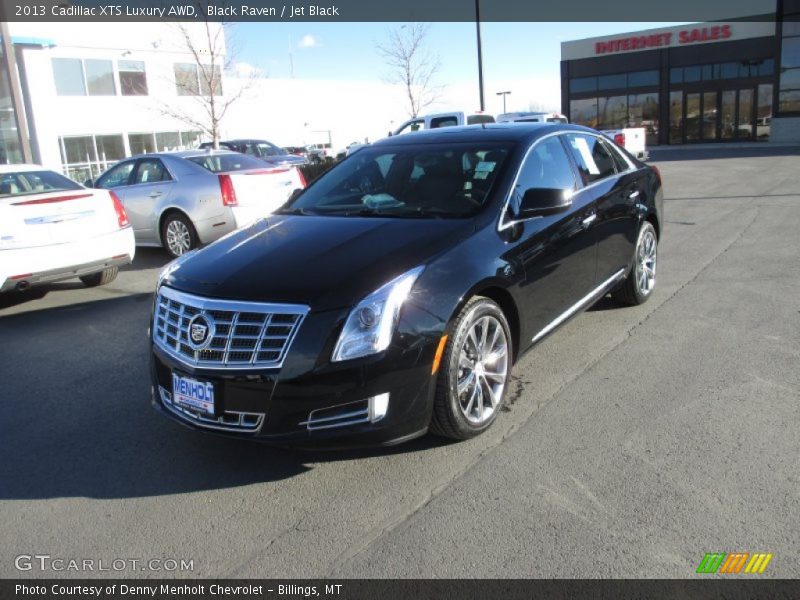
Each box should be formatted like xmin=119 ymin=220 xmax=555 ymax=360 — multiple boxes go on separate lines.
xmin=229 ymin=22 xmax=688 ymax=113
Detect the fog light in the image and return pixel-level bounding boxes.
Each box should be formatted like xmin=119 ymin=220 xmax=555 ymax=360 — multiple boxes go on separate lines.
xmin=369 ymin=393 xmax=390 ymax=422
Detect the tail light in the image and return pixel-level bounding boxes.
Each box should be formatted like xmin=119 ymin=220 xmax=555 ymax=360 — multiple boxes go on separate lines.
xmin=218 ymin=174 xmax=238 ymax=206
xmin=613 ymin=133 xmax=626 ymax=147
xmin=297 ymin=167 xmax=307 ymax=188
xmin=110 ymin=191 xmax=129 ymax=228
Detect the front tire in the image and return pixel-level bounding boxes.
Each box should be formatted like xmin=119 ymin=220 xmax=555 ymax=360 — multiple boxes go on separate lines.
xmin=430 ymin=297 xmax=512 ymax=440
xmin=79 ymin=267 xmax=118 ymax=287
xmin=612 ymin=221 xmax=657 ymax=306
xmin=161 ymin=212 xmax=198 ymax=258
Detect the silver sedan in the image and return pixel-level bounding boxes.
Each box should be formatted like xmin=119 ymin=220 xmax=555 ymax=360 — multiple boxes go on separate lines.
xmin=91 ymin=150 xmax=305 ymax=257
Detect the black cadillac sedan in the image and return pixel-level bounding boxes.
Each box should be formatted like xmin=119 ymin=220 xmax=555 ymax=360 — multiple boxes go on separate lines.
xmin=151 ymin=124 xmax=663 ymax=446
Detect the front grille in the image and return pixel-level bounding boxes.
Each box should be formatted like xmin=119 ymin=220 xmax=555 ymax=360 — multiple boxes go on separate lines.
xmin=153 ymin=286 xmax=308 ymax=369
xmin=159 ymin=387 xmax=264 ymax=433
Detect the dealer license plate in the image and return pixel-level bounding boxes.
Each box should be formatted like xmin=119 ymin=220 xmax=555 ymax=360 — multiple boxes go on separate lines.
xmin=172 ymin=373 xmax=215 ymax=415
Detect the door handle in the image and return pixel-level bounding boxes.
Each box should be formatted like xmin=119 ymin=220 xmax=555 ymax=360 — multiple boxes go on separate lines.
xmin=149 ymin=191 xmax=163 ymax=199
xmin=581 ymin=213 xmax=597 ymax=228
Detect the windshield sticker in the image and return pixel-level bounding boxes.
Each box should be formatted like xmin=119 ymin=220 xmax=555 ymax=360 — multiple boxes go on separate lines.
xmin=573 ymin=138 xmax=600 ymax=175
xmin=474 ymin=161 xmax=496 ymax=173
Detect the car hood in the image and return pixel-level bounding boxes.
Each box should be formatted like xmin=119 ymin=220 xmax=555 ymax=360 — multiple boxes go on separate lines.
xmin=163 ymin=215 xmax=473 ymax=311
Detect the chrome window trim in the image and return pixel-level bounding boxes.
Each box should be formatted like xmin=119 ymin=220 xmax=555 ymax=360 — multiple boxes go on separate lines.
xmin=497 ymin=131 xmax=638 ymax=232
xmin=153 ymin=285 xmax=309 ymax=371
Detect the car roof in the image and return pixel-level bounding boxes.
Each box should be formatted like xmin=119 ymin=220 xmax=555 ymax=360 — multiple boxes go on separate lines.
xmin=127 ymin=150 xmax=241 ymax=160
xmin=0 ymin=164 xmax=51 ymax=173
xmin=371 ymin=123 xmax=594 ymax=147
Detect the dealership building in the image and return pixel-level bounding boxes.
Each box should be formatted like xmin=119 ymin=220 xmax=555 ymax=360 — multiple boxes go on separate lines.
xmin=561 ymin=1 xmax=800 ymax=144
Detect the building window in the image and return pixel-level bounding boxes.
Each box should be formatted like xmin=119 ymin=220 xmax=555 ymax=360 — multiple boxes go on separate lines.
xmin=119 ymin=60 xmax=148 ymax=96
xmin=597 ymin=95 xmax=627 ymax=130
xmin=155 ymin=131 xmax=182 ymax=151
xmin=174 ymin=63 xmax=199 ymax=96
xmin=52 ymin=58 xmax=86 ymax=96
xmin=627 ymin=70 xmax=659 ymax=87
xmin=597 ymin=73 xmax=626 ymax=91
xmin=569 ymin=77 xmax=597 ymax=94
xmin=174 ymin=63 xmax=223 ymax=96
xmin=569 ymin=98 xmax=598 ymax=128
xmin=84 ymin=59 xmax=116 ymax=95
xmin=52 ymin=58 xmax=122 ymax=96
xmin=0 ymin=47 xmax=24 ymax=164
xmin=128 ymin=133 xmax=156 ymax=155
xmin=628 ymin=93 xmax=659 ymax=146
xmin=779 ymin=23 xmax=800 ymax=113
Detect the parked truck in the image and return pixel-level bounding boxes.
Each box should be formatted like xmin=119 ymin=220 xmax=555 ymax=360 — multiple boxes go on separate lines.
xmin=600 ymin=127 xmax=649 ymax=160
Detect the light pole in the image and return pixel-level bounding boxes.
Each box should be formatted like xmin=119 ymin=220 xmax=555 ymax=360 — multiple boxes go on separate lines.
xmin=475 ymin=0 xmax=485 ymax=111
xmin=496 ymin=90 xmax=511 ymax=113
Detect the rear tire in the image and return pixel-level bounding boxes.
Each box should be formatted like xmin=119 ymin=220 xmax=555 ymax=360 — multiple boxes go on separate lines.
xmin=161 ymin=212 xmax=198 ymax=258
xmin=612 ymin=221 xmax=657 ymax=306
xmin=430 ymin=297 xmax=512 ymax=440
xmin=80 ymin=267 xmax=118 ymax=287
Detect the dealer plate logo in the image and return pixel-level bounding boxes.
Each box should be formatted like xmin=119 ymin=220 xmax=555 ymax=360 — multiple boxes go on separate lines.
xmin=187 ymin=314 xmax=215 ymax=350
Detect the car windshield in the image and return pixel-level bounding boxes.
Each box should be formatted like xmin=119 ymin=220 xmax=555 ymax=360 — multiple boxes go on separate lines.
xmin=253 ymin=142 xmax=284 ymax=157
xmin=185 ymin=153 xmax=267 ymax=173
xmin=0 ymin=170 xmax=82 ymax=197
xmin=280 ymin=142 xmax=513 ymax=219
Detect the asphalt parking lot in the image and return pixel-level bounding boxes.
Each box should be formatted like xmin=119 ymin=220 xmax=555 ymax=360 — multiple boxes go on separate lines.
xmin=1 ymin=145 xmax=798 ymax=579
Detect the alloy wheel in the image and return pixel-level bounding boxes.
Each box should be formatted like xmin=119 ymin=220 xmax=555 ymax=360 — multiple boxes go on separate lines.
xmin=456 ymin=314 xmax=509 ymax=424
xmin=636 ymin=228 xmax=657 ymax=296
xmin=165 ymin=220 xmax=192 ymax=256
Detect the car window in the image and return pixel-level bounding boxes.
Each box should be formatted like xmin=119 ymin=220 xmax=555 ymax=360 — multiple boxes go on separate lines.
xmin=466 ymin=115 xmax=495 ymax=125
xmin=513 ymin=137 xmax=576 ymax=204
xmin=255 ymin=143 xmax=283 ymax=157
xmin=185 ymin=153 xmax=266 ymax=173
xmin=283 ymin=142 xmax=513 ymax=219
xmin=604 ymin=139 xmax=631 ymax=173
xmin=395 ymin=120 xmax=425 ymax=135
xmin=96 ymin=161 xmax=135 ymax=188
xmin=563 ymin=133 xmax=616 ymax=185
xmin=134 ymin=159 xmax=172 ymax=184
xmin=0 ymin=170 xmax=82 ymax=196
xmin=430 ymin=116 xmax=459 ymax=128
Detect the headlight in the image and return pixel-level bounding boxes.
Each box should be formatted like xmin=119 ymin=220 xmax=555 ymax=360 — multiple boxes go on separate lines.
xmin=332 ymin=266 xmax=424 ymax=362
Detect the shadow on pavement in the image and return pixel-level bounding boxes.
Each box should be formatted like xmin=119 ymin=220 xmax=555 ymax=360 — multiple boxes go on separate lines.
xmin=121 ymin=247 xmax=173 ymax=272
xmin=0 ymin=294 xmax=446 ymax=501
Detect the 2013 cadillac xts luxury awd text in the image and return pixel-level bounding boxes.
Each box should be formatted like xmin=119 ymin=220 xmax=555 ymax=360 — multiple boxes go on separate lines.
xmin=150 ymin=124 xmax=663 ymax=445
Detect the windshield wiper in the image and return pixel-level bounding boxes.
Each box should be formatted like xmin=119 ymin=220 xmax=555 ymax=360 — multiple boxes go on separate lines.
xmin=275 ymin=207 xmax=317 ymax=216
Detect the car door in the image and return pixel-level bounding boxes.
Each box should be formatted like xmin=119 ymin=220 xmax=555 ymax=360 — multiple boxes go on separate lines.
xmin=504 ymin=135 xmax=598 ymax=341
xmin=594 ymin=138 xmax=643 ymax=284
xmin=561 ymin=132 xmax=635 ymax=288
xmin=123 ymin=158 xmax=176 ymax=243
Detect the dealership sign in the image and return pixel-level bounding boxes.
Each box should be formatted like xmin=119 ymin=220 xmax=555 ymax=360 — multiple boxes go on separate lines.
xmin=562 ymin=21 xmax=776 ymax=61
xmin=595 ymin=25 xmax=732 ymax=55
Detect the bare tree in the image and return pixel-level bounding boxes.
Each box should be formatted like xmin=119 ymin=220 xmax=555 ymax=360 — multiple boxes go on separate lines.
xmin=162 ymin=4 xmax=254 ymax=149
xmin=376 ymin=24 xmax=442 ymax=118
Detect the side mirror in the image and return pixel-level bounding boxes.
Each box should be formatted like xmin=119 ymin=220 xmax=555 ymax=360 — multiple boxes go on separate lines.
xmin=84 ymin=178 xmax=94 ymax=188
xmin=387 ymin=131 xmax=393 ymax=137
xmin=519 ymin=188 xmax=573 ymax=218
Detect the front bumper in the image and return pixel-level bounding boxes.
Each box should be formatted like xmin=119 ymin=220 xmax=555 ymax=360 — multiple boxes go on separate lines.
xmin=149 ymin=308 xmax=439 ymax=446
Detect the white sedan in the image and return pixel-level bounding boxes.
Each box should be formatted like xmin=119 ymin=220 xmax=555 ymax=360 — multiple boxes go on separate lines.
xmin=0 ymin=165 xmax=135 ymax=292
